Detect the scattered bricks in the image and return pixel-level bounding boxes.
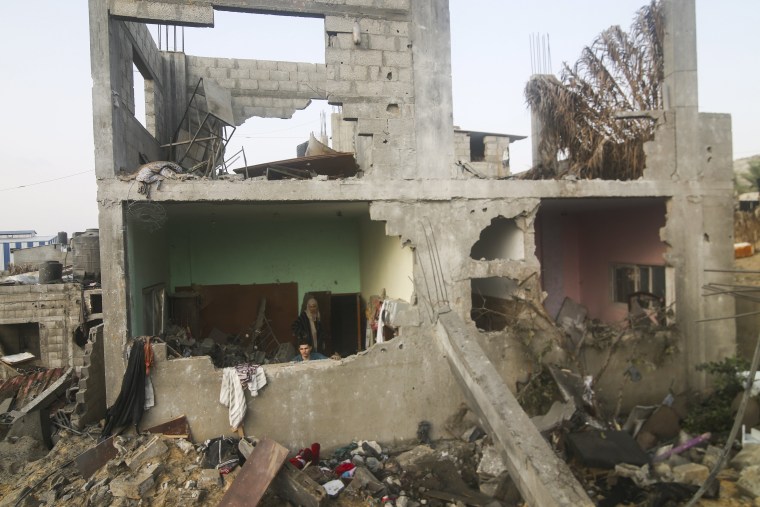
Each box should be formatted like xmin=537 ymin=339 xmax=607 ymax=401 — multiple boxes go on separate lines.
xmin=737 ymin=465 xmax=760 ymax=498
xmin=177 ymin=488 xmax=203 ymax=503
xmin=730 ymin=445 xmax=760 ymax=471
xmin=198 ymin=469 xmax=222 ymax=489
xmin=110 ymin=463 xmax=163 ymax=499
xmin=673 ymin=463 xmax=709 ymax=486
xmin=125 ymin=435 xmax=168 ymax=471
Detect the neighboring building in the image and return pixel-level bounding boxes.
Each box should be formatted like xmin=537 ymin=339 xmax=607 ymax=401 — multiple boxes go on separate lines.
xmin=0 ymin=231 xmax=55 ymax=272
xmin=88 ymin=0 xmax=734 ymax=469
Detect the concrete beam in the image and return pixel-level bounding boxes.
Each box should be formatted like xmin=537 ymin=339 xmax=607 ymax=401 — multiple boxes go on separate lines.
xmin=435 ymin=312 xmax=593 ymax=507
xmin=110 ymin=1 xmax=214 ymax=27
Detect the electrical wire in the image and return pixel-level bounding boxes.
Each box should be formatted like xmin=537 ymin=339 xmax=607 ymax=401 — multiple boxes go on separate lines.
xmin=0 ymin=170 xmax=93 ymax=192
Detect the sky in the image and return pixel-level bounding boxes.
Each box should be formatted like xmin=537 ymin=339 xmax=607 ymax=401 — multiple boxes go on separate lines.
xmin=0 ymin=0 xmax=758 ymax=236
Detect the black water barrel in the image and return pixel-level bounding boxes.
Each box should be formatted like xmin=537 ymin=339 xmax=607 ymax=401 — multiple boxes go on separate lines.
xmin=56 ymin=231 xmax=68 ymax=245
xmin=39 ymin=261 xmax=63 ymax=284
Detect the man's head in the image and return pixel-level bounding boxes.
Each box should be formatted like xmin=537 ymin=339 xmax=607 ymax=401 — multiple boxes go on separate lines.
xmin=298 ymin=341 xmax=313 ymax=360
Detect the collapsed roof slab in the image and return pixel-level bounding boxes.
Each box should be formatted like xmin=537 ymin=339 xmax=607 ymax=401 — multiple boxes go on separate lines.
xmin=435 ymin=312 xmax=593 ymax=507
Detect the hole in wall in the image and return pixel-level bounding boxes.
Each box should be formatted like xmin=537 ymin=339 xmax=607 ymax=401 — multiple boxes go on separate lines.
xmin=470 ymin=216 xmax=525 ymax=261
xmin=386 ymin=103 xmax=399 ymax=114
xmin=471 ymin=277 xmax=519 ymax=331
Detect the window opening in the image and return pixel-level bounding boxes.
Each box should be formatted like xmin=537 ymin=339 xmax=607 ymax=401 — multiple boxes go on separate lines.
xmin=612 ymin=263 xmax=665 ymax=303
xmin=132 ymin=63 xmax=148 ymax=130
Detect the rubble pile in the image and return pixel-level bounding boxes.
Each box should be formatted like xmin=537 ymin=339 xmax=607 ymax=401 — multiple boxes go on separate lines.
xmin=161 ymin=325 xmax=294 ymax=369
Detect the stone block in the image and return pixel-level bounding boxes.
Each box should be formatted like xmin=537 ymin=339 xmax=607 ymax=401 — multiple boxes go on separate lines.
xmin=207 ymin=67 xmax=229 ymax=79
xmin=324 ymin=16 xmax=355 ymax=33
xmin=279 ymin=81 xmax=298 ymax=92
xmin=351 ymin=50 xmax=383 ymax=67
xmin=270 ymin=70 xmax=290 ymax=81
xmin=478 ymin=445 xmax=508 ymax=478
xmin=738 ymin=465 xmax=760 ymax=498
xmin=382 ymin=50 xmax=412 ymax=68
xmin=731 ymin=445 xmax=760 ymax=471
xmin=110 ymin=463 xmax=163 ymax=499
xmin=125 ymin=435 xmax=168 ymax=471
xmin=237 ymin=79 xmax=259 ymax=91
xmin=355 ymin=81 xmax=384 ymax=97
xmin=368 ymin=34 xmax=400 ymax=51
xmin=673 ymin=463 xmax=709 ymax=486
xmin=229 ymin=68 xmax=250 ymax=79
xmin=258 ymin=60 xmax=278 ymax=70
xmin=339 ymin=64 xmax=368 ymax=81
xmin=297 ymin=62 xmax=318 ymax=72
xmin=277 ymin=61 xmax=298 ymax=72
xmin=326 ymin=49 xmax=352 ymax=65
xmin=215 ymin=58 xmax=235 ymax=69
xmin=198 ymin=468 xmax=221 ymax=489
xmin=259 ymin=81 xmax=280 ymax=91
xmin=251 ymin=69 xmax=270 ymax=80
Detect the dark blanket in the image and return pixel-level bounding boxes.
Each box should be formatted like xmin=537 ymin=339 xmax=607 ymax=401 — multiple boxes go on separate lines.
xmin=101 ymin=339 xmax=146 ymax=439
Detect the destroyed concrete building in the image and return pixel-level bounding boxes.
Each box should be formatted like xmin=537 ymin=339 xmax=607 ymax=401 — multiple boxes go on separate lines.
xmin=88 ymin=0 xmax=736 ymax=503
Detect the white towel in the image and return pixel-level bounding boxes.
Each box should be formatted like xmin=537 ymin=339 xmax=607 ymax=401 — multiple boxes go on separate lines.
xmin=220 ymin=367 xmax=246 ymax=430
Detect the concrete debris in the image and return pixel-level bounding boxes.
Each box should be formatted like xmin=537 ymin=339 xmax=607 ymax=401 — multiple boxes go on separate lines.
xmin=737 ymin=465 xmax=760 ymax=498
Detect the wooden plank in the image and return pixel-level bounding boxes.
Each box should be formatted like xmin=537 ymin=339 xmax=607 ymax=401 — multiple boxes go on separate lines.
xmin=218 ymin=438 xmax=288 ymax=507
xmin=75 ymin=436 xmax=117 ymax=479
xmin=145 ymin=415 xmax=192 ymax=441
xmin=272 ymin=462 xmax=327 ymax=507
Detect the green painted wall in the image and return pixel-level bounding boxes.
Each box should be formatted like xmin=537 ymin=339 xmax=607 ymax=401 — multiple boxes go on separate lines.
xmin=126 ymin=223 xmax=170 ymax=335
xmin=167 ymin=216 xmax=362 ymax=305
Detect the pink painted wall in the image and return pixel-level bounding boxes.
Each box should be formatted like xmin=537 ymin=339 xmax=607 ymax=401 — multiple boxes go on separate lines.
xmin=538 ymin=200 xmax=667 ymax=324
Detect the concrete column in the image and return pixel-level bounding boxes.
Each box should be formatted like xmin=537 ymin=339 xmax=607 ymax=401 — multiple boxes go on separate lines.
xmin=660 ymin=0 xmax=735 ymax=389
xmin=96 ymin=200 xmax=130 ymax=406
xmin=89 ymin=0 xmax=117 ymax=179
xmin=410 ymin=0 xmax=455 ymax=179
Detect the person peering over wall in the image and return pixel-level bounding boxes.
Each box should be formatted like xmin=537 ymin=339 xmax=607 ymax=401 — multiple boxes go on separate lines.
xmin=292 ymin=296 xmax=328 ymax=354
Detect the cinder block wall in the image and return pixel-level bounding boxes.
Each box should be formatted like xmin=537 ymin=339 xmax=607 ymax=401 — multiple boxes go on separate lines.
xmin=0 ymin=284 xmax=86 ymax=368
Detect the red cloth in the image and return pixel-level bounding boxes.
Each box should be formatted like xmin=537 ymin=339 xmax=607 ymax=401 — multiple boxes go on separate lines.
xmin=334 ymin=461 xmax=355 ymax=475
xmin=289 ymin=442 xmax=321 ymax=469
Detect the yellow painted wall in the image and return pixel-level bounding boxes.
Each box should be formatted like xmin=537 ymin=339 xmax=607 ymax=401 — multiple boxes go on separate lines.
xmin=359 ymin=218 xmax=414 ymax=304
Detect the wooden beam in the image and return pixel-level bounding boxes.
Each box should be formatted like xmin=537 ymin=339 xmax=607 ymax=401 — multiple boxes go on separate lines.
xmin=218 ymin=438 xmax=288 ymax=507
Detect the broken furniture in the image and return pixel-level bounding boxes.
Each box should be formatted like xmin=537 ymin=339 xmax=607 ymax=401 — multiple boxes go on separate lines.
xmin=249 ymin=298 xmax=280 ymax=357
xmin=165 ymin=78 xmax=237 ymax=178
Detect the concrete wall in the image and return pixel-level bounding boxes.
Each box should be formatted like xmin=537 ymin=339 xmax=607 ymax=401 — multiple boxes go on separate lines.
xmin=141 ymin=329 xmax=467 ymax=447
xmin=126 ymin=223 xmax=170 ymax=334
xmin=11 ymin=245 xmax=68 ymax=268
xmin=166 ymin=215 xmax=362 ymax=306
xmin=0 ymin=284 xmax=86 ymax=368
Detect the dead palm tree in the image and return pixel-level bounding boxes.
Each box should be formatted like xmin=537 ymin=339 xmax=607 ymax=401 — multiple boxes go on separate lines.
xmin=523 ymin=1 xmax=664 ymax=180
